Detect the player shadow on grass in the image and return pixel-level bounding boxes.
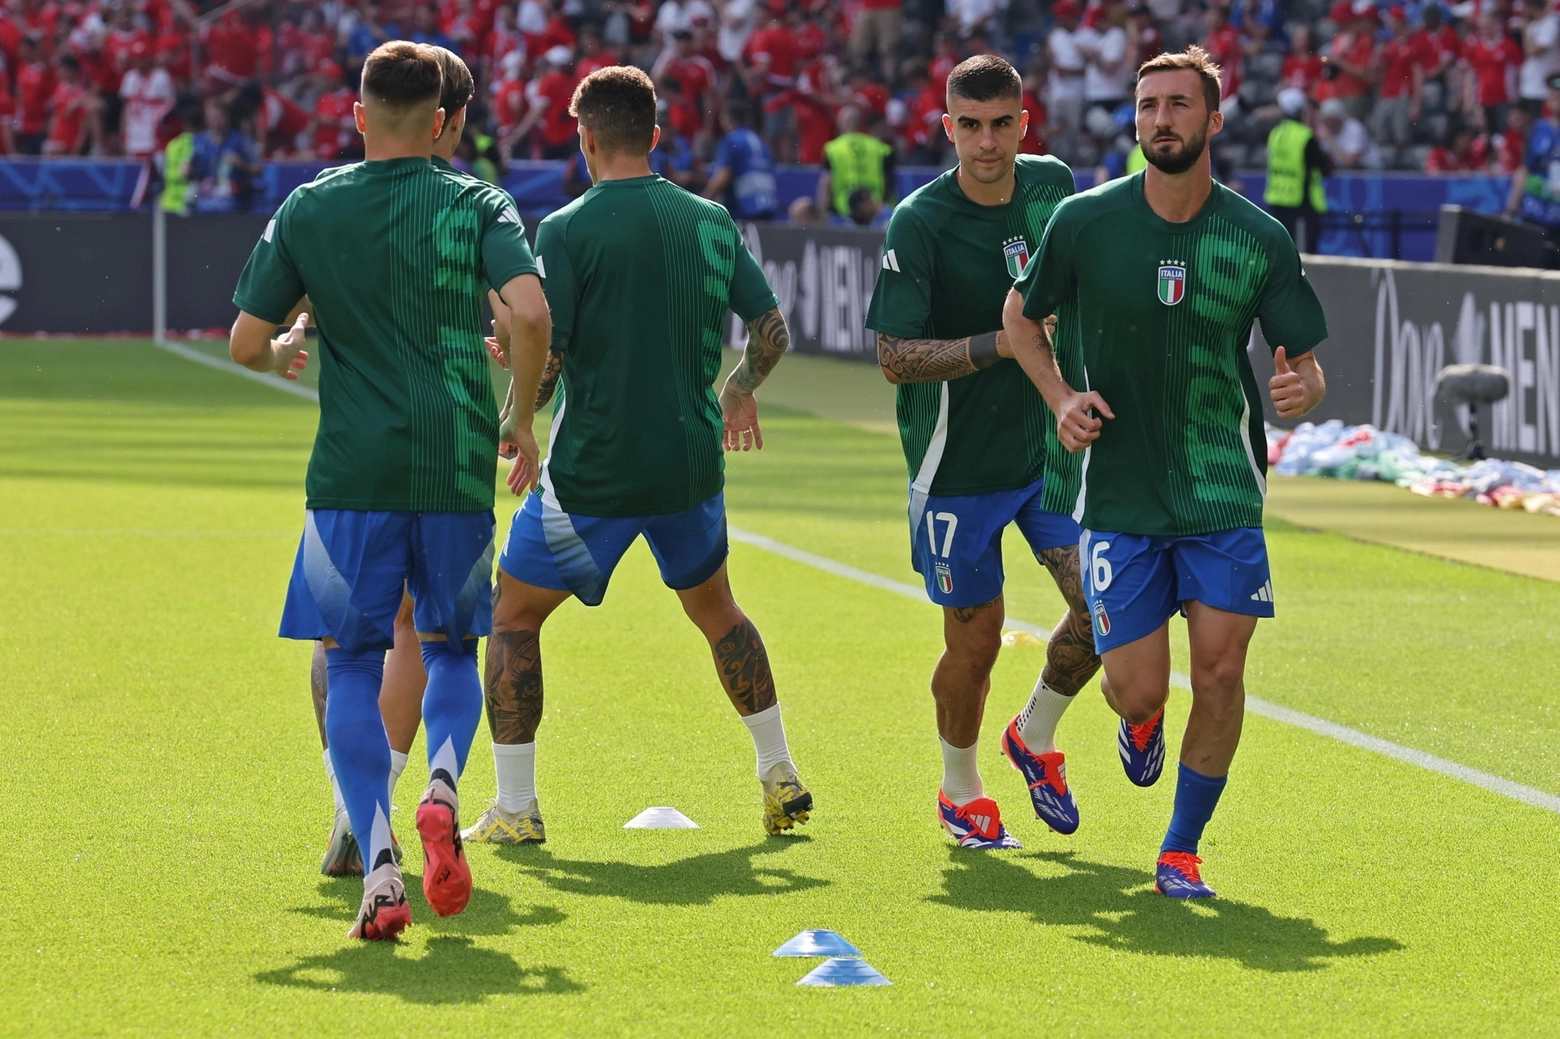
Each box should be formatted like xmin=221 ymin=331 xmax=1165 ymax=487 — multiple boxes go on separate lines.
xmin=497 ymin=838 xmax=829 ymax=905
xmin=930 ymin=850 xmax=1403 ymax=973
xmin=256 ymin=936 xmax=585 ymax=1005
xmin=297 ymin=876 xmax=567 ymax=937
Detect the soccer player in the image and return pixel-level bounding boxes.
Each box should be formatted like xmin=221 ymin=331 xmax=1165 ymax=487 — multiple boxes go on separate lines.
xmin=310 ymin=46 xmax=503 ymax=879
xmin=461 ymin=65 xmax=813 ymax=845
xmin=1003 ymin=47 xmax=1327 ymax=897
xmin=864 ymin=55 xmax=1100 ymax=851
xmin=229 ymin=41 xmax=550 ymax=940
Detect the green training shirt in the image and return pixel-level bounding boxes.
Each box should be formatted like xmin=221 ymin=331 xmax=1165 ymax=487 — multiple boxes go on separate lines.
xmin=233 ymin=156 xmax=538 ymax=512
xmin=1017 ymin=172 xmax=1328 ymax=536
xmin=864 ymin=154 xmax=1075 ymax=498
xmin=535 ymin=175 xmax=778 ymax=517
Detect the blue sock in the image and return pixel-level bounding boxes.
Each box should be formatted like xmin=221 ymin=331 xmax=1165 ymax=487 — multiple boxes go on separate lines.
xmin=1161 ymin=763 xmax=1228 ymax=855
xmin=324 ymin=647 xmax=394 ymax=874
xmin=420 ymin=639 xmax=483 ymax=788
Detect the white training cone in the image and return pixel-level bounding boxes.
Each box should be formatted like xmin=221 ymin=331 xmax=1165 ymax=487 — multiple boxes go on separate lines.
xmin=623 ymin=807 xmax=700 ymax=829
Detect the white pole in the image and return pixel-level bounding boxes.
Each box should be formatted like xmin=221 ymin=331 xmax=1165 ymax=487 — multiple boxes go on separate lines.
xmin=152 ymin=200 xmax=166 ymax=344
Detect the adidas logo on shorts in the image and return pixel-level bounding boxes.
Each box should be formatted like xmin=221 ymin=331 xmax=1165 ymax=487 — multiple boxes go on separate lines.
xmin=1250 ymin=580 xmax=1274 ymax=603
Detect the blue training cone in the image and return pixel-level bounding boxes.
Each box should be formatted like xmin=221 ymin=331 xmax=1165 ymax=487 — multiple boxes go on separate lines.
xmin=773 ymin=930 xmax=862 ymax=958
xmin=796 ymin=957 xmax=891 ymax=987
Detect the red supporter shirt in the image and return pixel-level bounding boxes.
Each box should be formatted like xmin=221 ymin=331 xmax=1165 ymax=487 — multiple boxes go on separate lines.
xmin=1493 ymin=128 xmax=1525 ymax=174
xmin=101 ymin=28 xmax=150 ymax=89
xmin=312 ymin=88 xmax=356 ymax=159
xmin=792 ymin=58 xmax=836 ymax=164
xmin=1461 ymin=35 xmax=1521 ymax=107
xmin=903 ymin=86 xmax=942 ymax=149
xmin=17 ymin=61 xmax=55 ymax=135
xmin=1378 ymin=35 xmax=1431 ymax=99
xmin=576 ymin=50 xmax=618 ymax=79
xmin=861 ymin=0 xmax=900 ymax=9
xmin=930 ymin=54 xmax=956 ymax=95
xmin=261 ymin=87 xmax=311 ymax=153
xmin=1318 ymin=30 xmax=1374 ymax=100
xmin=795 ymin=21 xmax=828 ymax=60
xmin=46 ymin=80 xmax=88 ymax=151
xmin=204 ymin=18 xmax=258 ymax=80
xmin=1425 ymin=137 xmax=1489 ymax=172
xmin=1021 ymin=89 xmax=1047 ymax=153
xmin=1281 ymin=53 xmax=1324 ymax=95
xmin=666 ymin=96 xmax=701 ymax=141
xmin=492 ymin=77 xmax=526 ymax=133
xmin=850 ymin=81 xmax=890 ymax=120
xmin=744 ymin=25 xmax=799 ymax=87
xmin=0 ymin=16 xmax=22 ymax=71
xmin=1203 ymin=25 xmax=1242 ymax=98
xmin=659 ymin=55 xmax=714 ymax=104
xmin=157 ymin=31 xmax=191 ymax=84
xmin=529 ymin=69 xmax=578 ymax=146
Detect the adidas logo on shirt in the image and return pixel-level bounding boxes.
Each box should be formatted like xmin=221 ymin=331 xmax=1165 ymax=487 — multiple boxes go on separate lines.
xmin=1250 ymin=580 xmax=1274 ymax=603
xmin=881 ymin=249 xmax=900 ymax=272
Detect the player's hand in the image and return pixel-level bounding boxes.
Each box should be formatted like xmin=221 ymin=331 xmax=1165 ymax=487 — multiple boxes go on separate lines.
xmin=485 ymin=334 xmax=510 ymax=369
xmin=271 ymin=312 xmax=309 ymax=381
xmin=505 ymin=425 xmax=541 ymax=496
xmin=1055 ymin=390 xmax=1114 ymax=452
xmin=1269 ymin=346 xmax=1308 ymax=419
xmin=720 ymin=384 xmax=763 ymax=451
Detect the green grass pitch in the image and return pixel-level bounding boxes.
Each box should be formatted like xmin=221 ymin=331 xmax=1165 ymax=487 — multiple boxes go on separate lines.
xmin=3 ymin=340 xmax=1559 ymax=1037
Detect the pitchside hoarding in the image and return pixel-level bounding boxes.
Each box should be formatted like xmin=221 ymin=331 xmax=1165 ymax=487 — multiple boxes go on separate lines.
xmin=734 ymin=224 xmax=1560 ymax=471
xmin=2 ymin=214 xmax=1555 ymax=470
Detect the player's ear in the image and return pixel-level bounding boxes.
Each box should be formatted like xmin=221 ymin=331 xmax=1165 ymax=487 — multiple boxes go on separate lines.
xmin=650 ymin=124 xmax=661 ymax=152
xmin=941 ymin=112 xmax=954 ymax=144
xmin=432 ymin=106 xmax=446 ymax=140
xmin=352 ymin=101 xmax=367 ymax=135
xmin=1017 ymin=108 xmax=1029 ymax=139
xmin=1208 ymin=106 xmax=1224 ymax=136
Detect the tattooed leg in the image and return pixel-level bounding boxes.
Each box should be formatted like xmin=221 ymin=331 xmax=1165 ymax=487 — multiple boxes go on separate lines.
xmin=1038 ymin=545 xmax=1102 ymax=696
xmin=932 ymin=596 xmax=1004 ymax=747
xmin=484 ymin=571 xmax=570 ymax=744
xmin=711 ymin=619 xmax=778 ymax=716
xmin=310 ymin=640 xmax=329 ymax=749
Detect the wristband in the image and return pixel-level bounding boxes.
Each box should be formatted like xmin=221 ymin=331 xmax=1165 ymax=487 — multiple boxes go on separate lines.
xmin=968 ymin=332 xmax=1001 ymax=370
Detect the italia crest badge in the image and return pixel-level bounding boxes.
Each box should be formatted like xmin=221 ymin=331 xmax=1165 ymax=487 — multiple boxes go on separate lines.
xmin=1157 ymin=261 xmax=1187 ymax=305
xmin=935 ymin=562 xmax=954 ymax=595
xmin=1092 ymin=601 xmax=1111 ymax=637
xmin=1002 ymin=237 xmax=1031 ymax=279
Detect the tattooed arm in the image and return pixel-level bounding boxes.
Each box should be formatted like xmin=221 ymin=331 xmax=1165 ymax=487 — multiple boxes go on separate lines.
xmin=719 ymin=306 xmax=790 ymax=451
xmin=877 ymin=330 xmax=1011 ymax=384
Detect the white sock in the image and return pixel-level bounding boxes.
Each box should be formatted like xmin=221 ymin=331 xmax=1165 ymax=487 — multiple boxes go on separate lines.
xmin=388 ymin=750 xmax=409 ymax=805
xmin=324 ymin=748 xmax=345 ymax=814
xmin=742 ymin=704 xmax=795 ymax=778
xmin=940 ymin=737 xmax=984 ymax=806
xmin=1017 ymin=677 xmax=1076 ymax=755
xmin=493 ymin=742 xmax=537 ymax=812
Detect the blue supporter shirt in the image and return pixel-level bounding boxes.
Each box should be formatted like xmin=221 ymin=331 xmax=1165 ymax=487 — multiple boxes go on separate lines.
xmin=1519 ymin=119 xmax=1560 ymax=229
xmin=711 ymin=128 xmax=778 ymax=220
xmin=648 ymin=132 xmax=696 ymax=179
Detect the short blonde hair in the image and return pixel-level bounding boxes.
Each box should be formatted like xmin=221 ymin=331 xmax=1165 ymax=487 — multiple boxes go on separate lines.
xmin=1136 ymin=45 xmax=1222 ymax=115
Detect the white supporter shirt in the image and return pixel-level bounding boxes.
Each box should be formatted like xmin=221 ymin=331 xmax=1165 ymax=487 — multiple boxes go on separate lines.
xmin=119 ymin=67 xmax=175 ymax=157
xmin=1521 ymin=14 xmax=1560 ymax=102
xmin=1082 ymin=24 xmax=1131 ymax=102
xmin=655 ymin=0 xmax=714 ymax=35
xmin=1048 ymin=27 xmax=1087 ymax=100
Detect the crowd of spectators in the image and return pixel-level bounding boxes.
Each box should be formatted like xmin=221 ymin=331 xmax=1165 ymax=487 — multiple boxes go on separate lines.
xmin=1 ymin=0 xmax=1552 ymax=211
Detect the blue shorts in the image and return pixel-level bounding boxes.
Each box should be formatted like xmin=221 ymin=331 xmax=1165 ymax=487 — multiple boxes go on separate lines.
xmin=279 ymin=510 xmax=496 ymax=654
xmin=909 ymin=477 xmax=1081 ymax=609
xmin=1080 ymin=527 xmax=1273 ymax=654
xmin=499 ymin=491 xmax=728 ymax=607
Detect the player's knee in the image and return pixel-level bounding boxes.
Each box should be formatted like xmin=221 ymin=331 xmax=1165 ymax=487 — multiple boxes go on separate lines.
xmin=1191 ymin=657 xmax=1245 ymax=701
xmin=1113 ymin=680 xmax=1169 ymax=724
xmin=945 ymin=628 xmax=1001 ymax=675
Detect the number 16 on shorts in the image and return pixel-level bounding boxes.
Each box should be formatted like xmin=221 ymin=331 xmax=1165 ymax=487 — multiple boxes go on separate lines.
xmin=1086 ymin=537 xmax=1112 ymax=638
xmin=926 ymin=510 xmax=958 ymax=594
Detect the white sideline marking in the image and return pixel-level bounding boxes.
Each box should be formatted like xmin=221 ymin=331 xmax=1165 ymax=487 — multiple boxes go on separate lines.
xmin=151 ymin=343 xmax=1560 ymax=819
xmin=728 ymin=525 xmax=1560 ymax=818
xmin=150 ymin=339 xmax=320 ymax=403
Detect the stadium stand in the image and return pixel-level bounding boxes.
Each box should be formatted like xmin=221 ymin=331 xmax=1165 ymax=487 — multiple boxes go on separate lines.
xmin=0 ymin=0 xmax=1545 ymax=216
